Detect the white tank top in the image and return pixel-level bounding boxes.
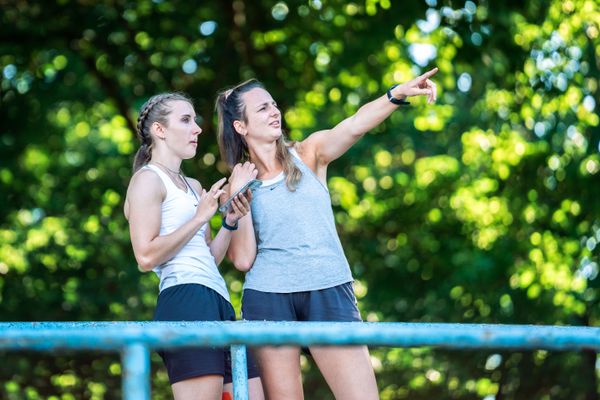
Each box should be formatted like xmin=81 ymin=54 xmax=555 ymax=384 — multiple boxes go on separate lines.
xmin=143 ymin=164 xmax=230 ymax=302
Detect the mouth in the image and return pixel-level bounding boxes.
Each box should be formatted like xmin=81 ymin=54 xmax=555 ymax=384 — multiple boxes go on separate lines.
xmin=269 ymin=121 xmax=281 ymax=128
xmin=190 ymin=141 xmax=198 ymax=146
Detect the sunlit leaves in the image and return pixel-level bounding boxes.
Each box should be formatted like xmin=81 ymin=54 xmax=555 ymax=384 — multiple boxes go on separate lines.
xmin=22 ymin=146 xmax=50 ymax=176
xmin=511 ymin=229 xmax=589 ymax=316
xmin=415 ymin=155 xmax=459 ymax=188
xmin=414 ymin=105 xmax=453 ymax=131
xmin=0 ymin=230 xmax=27 ymax=274
xmin=450 ymin=187 xmax=511 ymax=250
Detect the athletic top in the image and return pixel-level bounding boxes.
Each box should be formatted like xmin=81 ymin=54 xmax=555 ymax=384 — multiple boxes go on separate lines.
xmin=244 ymin=148 xmax=353 ymax=292
xmin=142 ymin=164 xmax=230 ymax=301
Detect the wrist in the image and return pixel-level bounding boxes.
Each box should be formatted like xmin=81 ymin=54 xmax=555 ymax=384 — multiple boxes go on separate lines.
xmin=193 ymin=213 xmax=209 ymax=226
xmin=225 ymin=214 xmax=239 ymax=226
xmin=387 ymin=84 xmax=410 ymax=105
xmin=222 ymin=217 xmax=238 ymax=231
xmin=193 ymin=209 xmax=212 ymax=227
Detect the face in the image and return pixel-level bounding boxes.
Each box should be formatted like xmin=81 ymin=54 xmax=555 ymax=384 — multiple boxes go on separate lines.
xmin=236 ymin=88 xmax=282 ymax=144
xmin=156 ymin=100 xmax=201 ymax=160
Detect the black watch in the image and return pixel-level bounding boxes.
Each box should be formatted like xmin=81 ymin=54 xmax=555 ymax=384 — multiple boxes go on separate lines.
xmin=222 ymin=218 xmax=238 ymax=231
xmin=387 ymin=84 xmax=410 ymax=105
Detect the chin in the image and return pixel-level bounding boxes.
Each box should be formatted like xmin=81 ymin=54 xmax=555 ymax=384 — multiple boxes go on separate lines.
xmin=182 ymin=150 xmax=197 ymax=160
xmin=272 ymin=129 xmax=283 ymax=139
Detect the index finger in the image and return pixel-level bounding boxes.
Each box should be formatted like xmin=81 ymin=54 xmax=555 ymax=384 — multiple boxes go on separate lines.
xmin=418 ymin=67 xmax=439 ymax=81
xmin=211 ymin=177 xmax=227 ymax=191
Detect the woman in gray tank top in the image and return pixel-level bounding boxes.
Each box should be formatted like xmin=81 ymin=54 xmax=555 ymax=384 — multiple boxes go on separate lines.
xmin=215 ymin=69 xmax=438 ymax=399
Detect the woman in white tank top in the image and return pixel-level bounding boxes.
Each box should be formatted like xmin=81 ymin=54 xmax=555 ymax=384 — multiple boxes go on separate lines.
xmin=123 ymin=93 xmax=264 ymax=400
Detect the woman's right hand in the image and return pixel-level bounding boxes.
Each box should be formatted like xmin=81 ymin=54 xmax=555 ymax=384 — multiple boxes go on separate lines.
xmin=195 ymin=177 xmax=227 ymax=223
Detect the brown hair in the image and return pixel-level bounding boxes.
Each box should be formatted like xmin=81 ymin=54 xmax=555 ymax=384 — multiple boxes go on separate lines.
xmin=133 ymin=92 xmax=192 ymax=172
xmin=215 ymin=79 xmax=301 ymax=191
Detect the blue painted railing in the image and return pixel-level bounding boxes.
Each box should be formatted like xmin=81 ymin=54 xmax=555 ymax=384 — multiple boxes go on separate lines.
xmin=1 ymin=322 xmax=598 ymax=399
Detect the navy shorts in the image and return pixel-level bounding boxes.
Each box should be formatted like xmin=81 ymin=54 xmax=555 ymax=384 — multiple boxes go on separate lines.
xmin=242 ymin=282 xmax=362 ymax=322
xmin=153 ymin=284 xmax=260 ymax=385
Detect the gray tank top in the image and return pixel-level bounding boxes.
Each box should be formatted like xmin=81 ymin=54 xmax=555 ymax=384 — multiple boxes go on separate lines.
xmin=244 ymin=148 xmax=353 ymax=293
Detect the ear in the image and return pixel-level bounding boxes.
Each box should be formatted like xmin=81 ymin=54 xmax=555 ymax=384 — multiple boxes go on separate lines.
xmin=232 ymin=120 xmax=247 ymax=136
xmin=151 ymin=121 xmax=166 ymax=140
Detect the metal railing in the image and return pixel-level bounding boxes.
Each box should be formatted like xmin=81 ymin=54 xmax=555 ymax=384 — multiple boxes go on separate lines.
xmin=1 ymin=321 xmax=599 ymax=399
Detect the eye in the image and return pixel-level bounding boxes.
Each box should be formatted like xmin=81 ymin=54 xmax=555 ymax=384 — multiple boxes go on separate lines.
xmin=182 ymin=116 xmax=190 ymax=123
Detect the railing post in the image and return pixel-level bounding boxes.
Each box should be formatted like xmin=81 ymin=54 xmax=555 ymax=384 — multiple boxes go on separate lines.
xmin=231 ymin=344 xmax=249 ymax=400
xmin=122 ymin=343 xmax=150 ymax=400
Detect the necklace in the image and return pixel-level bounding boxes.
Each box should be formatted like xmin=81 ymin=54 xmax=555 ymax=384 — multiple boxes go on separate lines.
xmin=151 ymin=161 xmax=200 ymax=207
xmin=152 ymin=161 xmax=181 ymax=175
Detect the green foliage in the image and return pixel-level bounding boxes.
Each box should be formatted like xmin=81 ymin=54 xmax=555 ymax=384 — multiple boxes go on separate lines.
xmin=1 ymin=0 xmax=598 ymax=398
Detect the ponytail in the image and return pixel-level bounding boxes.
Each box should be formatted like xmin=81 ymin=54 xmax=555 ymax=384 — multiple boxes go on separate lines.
xmin=215 ymin=80 xmax=302 ymax=191
xmin=133 ymin=142 xmax=152 ymax=173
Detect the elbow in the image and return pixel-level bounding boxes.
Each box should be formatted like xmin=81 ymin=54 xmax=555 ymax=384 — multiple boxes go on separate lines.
xmin=229 ymin=250 xmax=255 ymax=272
xmin=233 ymin=259 xmax=253 ymax=272
xmin=136 ymin=254 xmax=157 ymax=272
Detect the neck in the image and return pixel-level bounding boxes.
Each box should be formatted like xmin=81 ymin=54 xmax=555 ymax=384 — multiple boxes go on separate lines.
xmin=248 ymin=141 xmax=281 ymax=179
xmin=150 ymin=151 xmax=182 ymax=174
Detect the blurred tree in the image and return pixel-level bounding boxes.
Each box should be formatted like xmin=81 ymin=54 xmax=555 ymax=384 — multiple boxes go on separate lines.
xmin=0 ymin=0 xmax=598 ymax=399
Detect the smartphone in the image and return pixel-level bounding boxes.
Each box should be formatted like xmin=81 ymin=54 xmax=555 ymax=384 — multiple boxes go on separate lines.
xmin=218 ymin=179 xmax=262 ymax=213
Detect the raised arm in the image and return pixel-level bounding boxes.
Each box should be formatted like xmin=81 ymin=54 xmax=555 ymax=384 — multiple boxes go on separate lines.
xmin=125 ymin=171 xmax=225 ymax=271
xmin=301 ymin=67 xmax=438 ymax=168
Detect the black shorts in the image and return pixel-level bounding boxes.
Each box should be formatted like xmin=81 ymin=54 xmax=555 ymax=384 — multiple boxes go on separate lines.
xmin=242 ymin=282 xmax=362 ymax=322
xmin=153 ymin=284 xmax=260 ymax=385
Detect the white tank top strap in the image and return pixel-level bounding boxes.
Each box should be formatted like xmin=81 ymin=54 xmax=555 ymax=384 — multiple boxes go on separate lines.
xmin=142 ymin=164 xmax=178 ymax=192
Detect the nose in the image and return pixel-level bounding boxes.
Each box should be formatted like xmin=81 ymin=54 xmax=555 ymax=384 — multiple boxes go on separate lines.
xmin=194 ymin=121 xmax=202 ymax=135
xmin=269 ymin=104 xmax=280 ymax=117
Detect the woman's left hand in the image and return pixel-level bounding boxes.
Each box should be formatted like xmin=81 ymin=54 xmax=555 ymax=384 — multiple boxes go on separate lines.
xmin=392 ymin=67 xmax=438 ymax=104
xmin=229 ymin=162 xmax=258 ymax=193
xmin=223 ymin=190 xmax=253 ymax=227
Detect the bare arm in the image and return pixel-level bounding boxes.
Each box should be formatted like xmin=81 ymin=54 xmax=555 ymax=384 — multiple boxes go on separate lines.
xmin=203 ymin=185 xmax=252 ymax=265
xmin=226 ymin=205 xmax=257 ymax=271
xmin=125 ymin=171 xmax=222 ymax=271
xmin=301 ymin=67 xmax=438 ymax=168
xmin=223 ymin=162 xmax=259 ymax=271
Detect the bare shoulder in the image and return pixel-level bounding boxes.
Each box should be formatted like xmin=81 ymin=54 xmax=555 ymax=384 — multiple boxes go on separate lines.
xmin=128 ymin=168 xmax=165 ymax=195
xmin=124 ymin=169 xmax=165 ymax=219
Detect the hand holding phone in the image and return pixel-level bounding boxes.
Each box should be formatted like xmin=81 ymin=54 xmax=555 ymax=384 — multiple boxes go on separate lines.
xmin=218 ymin=179 xmax=262 ymax=213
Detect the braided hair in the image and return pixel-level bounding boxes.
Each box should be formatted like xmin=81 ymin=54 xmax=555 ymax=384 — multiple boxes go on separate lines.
xmin=215 ymin=79 xmax=302 ymax=191
xmin=133 ymin=92 xmax=192 ymax=172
